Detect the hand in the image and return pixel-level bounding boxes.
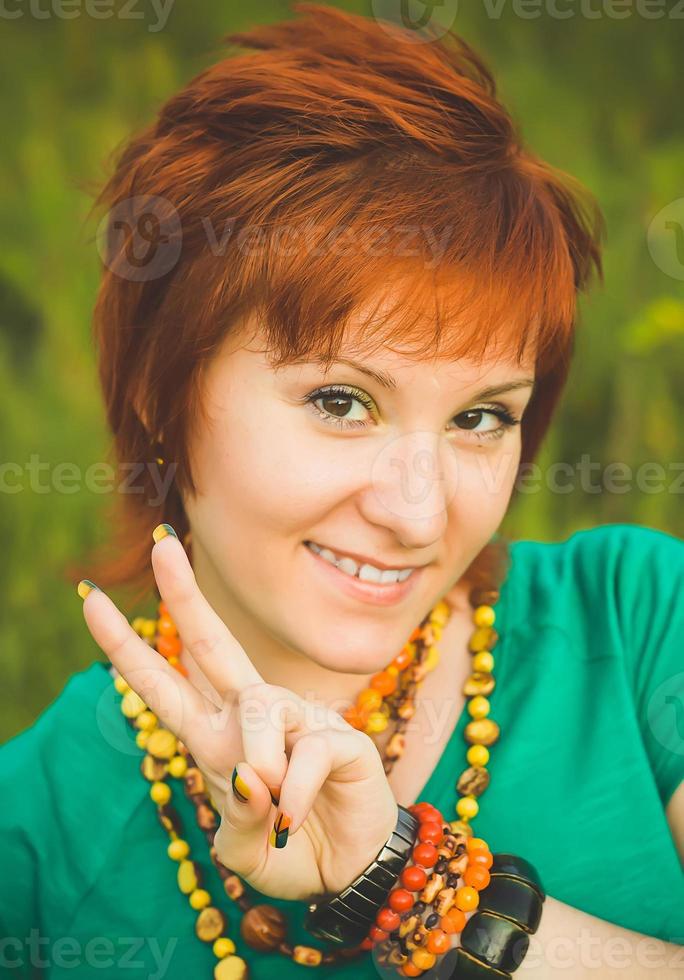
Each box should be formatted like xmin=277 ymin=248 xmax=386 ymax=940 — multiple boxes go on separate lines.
xmin=79 ymin=525 xmax=399 ymax=903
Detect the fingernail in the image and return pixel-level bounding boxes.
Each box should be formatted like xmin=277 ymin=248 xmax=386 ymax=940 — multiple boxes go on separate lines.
xmin=268 ymin=785 xmax=281 ymax=807
xmin=269 ymin=810 xmax=291 ymax=849
xmin=153 ymin=523 xmax=178 ymax=543
xmin=77 ymin=580 xmax=101 ymax=599
xmin=231 ymin=765 xmax=251 ymax=804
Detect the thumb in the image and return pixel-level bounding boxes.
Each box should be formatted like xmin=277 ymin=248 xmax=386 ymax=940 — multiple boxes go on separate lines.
xmin=214 ymin=761 xmax=272 ymax=877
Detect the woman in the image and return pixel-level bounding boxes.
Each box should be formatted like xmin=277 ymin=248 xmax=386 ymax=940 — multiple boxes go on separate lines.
xmin=1 ymin=4 xmax=682 ymax=979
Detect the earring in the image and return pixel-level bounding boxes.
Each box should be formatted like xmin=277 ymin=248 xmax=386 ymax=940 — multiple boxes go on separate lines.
xmin=153 ymin=441 xmax=165 ymax=466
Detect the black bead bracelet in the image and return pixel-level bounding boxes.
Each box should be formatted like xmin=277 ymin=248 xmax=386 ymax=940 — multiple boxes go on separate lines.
xmin=437 ymin=854 xmax=546 ymax=979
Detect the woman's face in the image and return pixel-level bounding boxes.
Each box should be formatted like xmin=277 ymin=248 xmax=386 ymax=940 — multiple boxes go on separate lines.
xmin=182 ymin=313 xmax=536 ymax=676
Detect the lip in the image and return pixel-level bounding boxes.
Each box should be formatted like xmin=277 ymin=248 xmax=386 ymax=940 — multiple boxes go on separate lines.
xmin=303 ymin=541 xmax=424 ymax=607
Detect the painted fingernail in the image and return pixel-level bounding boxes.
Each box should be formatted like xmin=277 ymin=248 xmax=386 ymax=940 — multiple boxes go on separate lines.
xmin=153 ymin=523 xmax=178 ymax=543
xmin=77 ymin=580 xmax=101 ymax=599
xmin=269 ymin=810 xmax=291 ymax=849
xmin=268 ymin=785 xmax=281 ymax=807
xmin=231 ymin=765 xmax=251 ymax=804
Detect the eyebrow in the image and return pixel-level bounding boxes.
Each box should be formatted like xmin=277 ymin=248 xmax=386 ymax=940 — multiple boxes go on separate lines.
xmin=316 ymin=356 xmax=535 ymax=401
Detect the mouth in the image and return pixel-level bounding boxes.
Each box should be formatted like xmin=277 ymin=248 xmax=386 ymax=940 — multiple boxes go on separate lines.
xmin=303 ymin=540 xmax=424 ymax=606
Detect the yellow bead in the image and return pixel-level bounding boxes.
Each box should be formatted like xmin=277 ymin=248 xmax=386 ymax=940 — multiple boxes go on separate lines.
xmin=131 ymin=617 xmax=146 ymax=635
xmin=140 ymin=619 xmax=157 ymax=638
xmin=467 ymin=744 xmax=490 ymax=767
xmin=423 ymin=644 xmax=440 ymax=672
xmin=473 ymin=605 xmax=495 ymax=628
xmin=456 ymin=795 xmax=479 ymax=820
xmin=135 ymin=710 xmax=158 ymax=731
xmin=168 ymin=755 xmax=188 ymax=778
xmin=136 ymin=730 xmax=150 ymax=749
xmin=168 ymin=839 xmax=190 ymax=861
xmin=387 ymin=665 xmax=399 ymax=676
xmin=213 ymin=938 xmax=236 ymax=958
xmin=121 ymin=690 xmax=147 ymax=718
xmin=472 ymin=651 xmax=494 ymax=673
xmin=114 ymin=674 xmax=131 ymax=695
xmin=431 ymin=599 xmax=451 ymax=625
xmin=150 ymin=781 xmax=171 ymax=805
xmin=190 ymin=888 xmax=211 ymax=910
xmin=365 ymin=711 xmax=388 ymax=734
xmin=468 ymin=696 xmax=490 ymax=719
xmin=214 ymin=955 xmax=249 ymax=979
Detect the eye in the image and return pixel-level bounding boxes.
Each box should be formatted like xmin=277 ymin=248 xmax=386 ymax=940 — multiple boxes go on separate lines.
xmin=302 ymin=385 xmax=521 ymax=442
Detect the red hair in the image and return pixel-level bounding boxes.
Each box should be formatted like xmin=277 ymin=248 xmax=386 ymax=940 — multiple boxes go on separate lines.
xmin=69 ymin=2 xmax=604 ymax=606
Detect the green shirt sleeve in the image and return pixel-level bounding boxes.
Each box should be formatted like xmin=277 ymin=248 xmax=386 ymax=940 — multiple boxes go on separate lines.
xmin=605 ymin=523 xmax=684 ymax=808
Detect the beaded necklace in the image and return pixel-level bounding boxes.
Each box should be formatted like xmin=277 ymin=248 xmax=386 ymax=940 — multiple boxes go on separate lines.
xmin=112 ymin=585 xmax=501 ymax=978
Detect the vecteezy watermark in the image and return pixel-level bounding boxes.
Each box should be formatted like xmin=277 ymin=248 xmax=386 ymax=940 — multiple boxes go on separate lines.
xmin=0 ymin=0 xmax=174 ymax=31
xmin=371 ymin=0 xmax=460 ymax=41
xmin=0 ymin=455 xmax=177 ymax=506
xmin=95 ymin=194 xmax=456 ymax=281
xmin=648 ymin=198 xmax=684 ymax=281
xmin=647 ymin=672 xmax=684 ymax=759
xmin=0 ymin=930 xmax=178 ymax=979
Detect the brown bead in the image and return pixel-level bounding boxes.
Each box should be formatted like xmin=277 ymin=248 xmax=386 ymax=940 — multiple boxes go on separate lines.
xmin=462 ymin=672 xmax=496 ymax=697
xmin=196 ymin=803 xmax=218 ymax=831
xmin=157 ymin=804 xmax=182 ymax=835
xmin=223 ymin=875 xmax=245 ymax=900
xmin=434 ymin=887 xmax=456 ymax=916
xmin=456 ymin=766 xmax=490 ymax=798
xmin=177 ymin=860 xmax=202 ymax=894
xmin=213 ymin=955 xmax=249 ymax=980
xmin=450 ymin=820 xmax=474 ymax=838
xmin=195 ymin=906 xmax=226 ymax=942
xmin=405 ymin=924 xmax=428 ymax=951
xmin=183 ymin=767 xmax=206 ymax=796
xmin=469 ymin=587 xmax=500 ymax=607
xmin=397 ymin=700 xmax=415 ymax=720
xmin=419 ymin=873 xmax=444 ymax=904
xmin=385 ymin=733 xmax=406 ymax=760
xmin=146 ymin=728 xmax=178 ymax=760
xmin=464 ymin=718 xmax=500 ymax=746
xmin=141 ymin=755 xmax=168 ymax=782
xmin=293 ymin=946 xmax=322 ymax=966
xmin=240 ymin=904 xmax=287 ymax=951
xmin=468 ymin=626 xmax=498 ymax=653
xmin=447 ymin=853 xmax=469 ymax=876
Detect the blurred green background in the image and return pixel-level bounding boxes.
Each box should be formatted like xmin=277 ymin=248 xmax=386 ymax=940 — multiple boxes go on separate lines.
xmin=1 ymin=1 xmax=682 ymax=741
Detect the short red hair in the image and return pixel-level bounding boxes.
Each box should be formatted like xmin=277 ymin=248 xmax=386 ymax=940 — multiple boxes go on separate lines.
xmin=70 ymin=2 xmax=604 ymax=604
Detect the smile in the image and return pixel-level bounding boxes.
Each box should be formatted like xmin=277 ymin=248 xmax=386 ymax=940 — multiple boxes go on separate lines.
xmin=304 ymin=541 xmax=415 ymax=583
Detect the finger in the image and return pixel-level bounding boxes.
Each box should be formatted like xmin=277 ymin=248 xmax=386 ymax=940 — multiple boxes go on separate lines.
xmin=275 ymin=727 xmax=376 ymax=842
xmin=238 ymin=683 xmax=293 ymax=805
xmin=214 ymin=761 xmax=273 ymax=879
xmin=150 ymin=524 xmax=263 ymax=696
xmin=78 ymin=582 xmax=208 ymax=745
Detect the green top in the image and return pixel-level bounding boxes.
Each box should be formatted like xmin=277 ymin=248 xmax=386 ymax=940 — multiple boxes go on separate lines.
xmin=1 ymin=523 xmax=683 ymax=978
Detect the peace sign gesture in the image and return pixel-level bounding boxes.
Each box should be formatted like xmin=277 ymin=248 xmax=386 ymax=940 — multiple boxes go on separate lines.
xmin=78 ymin=524 xmax=398 ymax=903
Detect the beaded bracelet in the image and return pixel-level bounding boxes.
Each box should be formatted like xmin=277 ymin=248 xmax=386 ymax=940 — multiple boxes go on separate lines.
xmin=366 ymin=805 xmax=545 ymax=978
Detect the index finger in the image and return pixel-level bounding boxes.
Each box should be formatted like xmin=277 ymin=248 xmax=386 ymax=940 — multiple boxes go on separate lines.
xmin=79 ymin=582 xmax=209 ymax=745
xmin=150 ymin=524 xmax=263 ymax=698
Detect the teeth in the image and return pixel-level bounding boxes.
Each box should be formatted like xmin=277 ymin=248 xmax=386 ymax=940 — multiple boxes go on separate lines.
xmin=306 ymin=541 xmax=414 ymax=583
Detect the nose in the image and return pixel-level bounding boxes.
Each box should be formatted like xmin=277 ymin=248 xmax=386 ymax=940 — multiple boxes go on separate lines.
xmin=358 ymin=430 xmax=453 ymax=549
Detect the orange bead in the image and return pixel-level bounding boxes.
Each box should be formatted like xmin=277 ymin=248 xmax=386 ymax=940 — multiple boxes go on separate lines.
xmin=466 ymin=837 xmax=489 ymax=852
xmin=464 ymin=865 xmax=491 ymax=890
xmin=411 ymin=949 xmax=436 ymax=971
xmin=157 ymin=600 xmax=169 ymax=616
xmin=454 ymin=886 xmax=480 ymax=912
xmin=157 ymin=614 xmax=178 ymax=637
xmin=157 ymin=634 xmax=182 ymax=659
xmin=172 ymin=661 xmax=189 ymax=678
xmin=357 ymin=688 xmax=382 ymax=712
xmin=468 ymin=848 xmax=493 ymax=870
xmin=409 ymin=627 xmax=422 ymax=642
xmin=392 ymin=648 xmax=414 ymax=671
xmin=369 ymin=671 xmax=397 ymax=696
xmin=443 ymin=907 xmax=467 ymax=932
xmin=343 ymin=706 xmax=369 ymax=730
xmin=426 ymin=929 xmax=449 ymax=955
xmin=400 ymin=963 xmax=422 ymax=978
